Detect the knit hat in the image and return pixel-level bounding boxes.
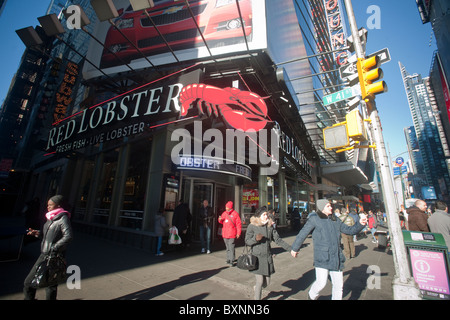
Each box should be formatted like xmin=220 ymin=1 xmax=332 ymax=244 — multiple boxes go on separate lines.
xmin=226 ymin=201 xmax=233 ymax=209
xmin=316 ymin=199 xmax=329 ymax=212
xmin=49 ymin=195 xmax=65 ymax=208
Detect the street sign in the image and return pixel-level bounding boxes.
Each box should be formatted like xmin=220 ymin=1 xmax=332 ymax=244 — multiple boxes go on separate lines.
xmin=367 ymin=48 xmax=391 ymax=65
xmin=323 ymin=86 xmax=360 ymax=106
xmin=339 ymin=62 xmax=358 ymax=79
xmin=395 ymin=157 xmax=404 ymax=167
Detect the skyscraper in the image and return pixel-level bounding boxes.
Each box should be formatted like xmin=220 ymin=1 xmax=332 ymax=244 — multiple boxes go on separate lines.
xmin=399 ymin=62 xmax=450 ymax=201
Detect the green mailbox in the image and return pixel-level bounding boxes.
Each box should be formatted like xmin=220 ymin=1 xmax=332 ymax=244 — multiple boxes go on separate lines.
xmin=403 ymin=231 xmax=450 ymax=300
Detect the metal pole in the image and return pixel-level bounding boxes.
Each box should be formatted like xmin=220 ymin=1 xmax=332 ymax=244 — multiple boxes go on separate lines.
xmin=343 ymin=0 xmax=421 ymax=299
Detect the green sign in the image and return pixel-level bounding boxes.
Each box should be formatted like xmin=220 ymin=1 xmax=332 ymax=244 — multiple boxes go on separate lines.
xmin=323 ymin=87 xmax=358 ymax=106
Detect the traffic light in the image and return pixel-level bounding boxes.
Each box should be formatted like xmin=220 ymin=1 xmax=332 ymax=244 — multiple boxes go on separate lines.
xmin=323 ymin=123 xmax=349 ymax=150
xmin=346 ymin=110 xmax=367 ymax=142
xmin=356 ymin=56 xmax=387 ymax=101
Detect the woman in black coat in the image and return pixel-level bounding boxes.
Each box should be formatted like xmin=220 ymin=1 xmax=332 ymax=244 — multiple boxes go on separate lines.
xmin=245 ymin=207 xmax=291 ymax=300
xmin=23 ymin=195 xmax=73 ymax=300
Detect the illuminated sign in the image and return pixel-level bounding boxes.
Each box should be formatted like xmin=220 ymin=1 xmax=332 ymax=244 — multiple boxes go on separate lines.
xmin=323 ymin=0 xmax=348 ymax=67
xmin=177 ymin=155 xmax=252 ymax=180
xmin=179 ymin=84 xmax=269 ymax=132
xmin=54 ymin=61 xmax=79 ymax=122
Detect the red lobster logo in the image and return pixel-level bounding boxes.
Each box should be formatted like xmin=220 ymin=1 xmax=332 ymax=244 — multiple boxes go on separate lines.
xmin=179 ymin=84 xmax=268 ymax=131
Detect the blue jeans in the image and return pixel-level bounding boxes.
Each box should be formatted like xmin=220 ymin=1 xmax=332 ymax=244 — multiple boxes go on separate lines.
xmin=199 ymin=225 xmax=211 ymax=251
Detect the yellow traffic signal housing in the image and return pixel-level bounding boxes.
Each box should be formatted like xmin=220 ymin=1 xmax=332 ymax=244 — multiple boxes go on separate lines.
xmin=323 ymin=123 xmax=349 ymax=150
xmin=346 ymin=110 xmax=367 ymax=141
xmin=357 ymin=56 xmax=388 ymax=100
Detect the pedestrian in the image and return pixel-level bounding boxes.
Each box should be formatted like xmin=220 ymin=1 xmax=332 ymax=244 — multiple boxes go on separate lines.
xmin=23 ymin=195 xmax=73 ymax=300
xmin=349 ymin=208 xmax=359 ymax=242
xmin=218 ymin=201 xmax=242 ymax=266
xmin=245 ymin=206 xmax=291 ymax=300
xmin=407 ymin=199 xmax=429 ymax=232
xmin=339 ymin=208 xmax=356 ymax=259
xmin=155 ymin=208 xmax=167 ymax=256
xmin=427 ymin=201 xmax=450 ymax=252
xmin=368 ymin=210 xmax=378 ymax=243
xmin=198 ymin=199 xmax=214 ymax=254
xmin=291 ymin=199 xmax=367 ymax=300
xmin=172 ymin=199 xmax=191 ymax=250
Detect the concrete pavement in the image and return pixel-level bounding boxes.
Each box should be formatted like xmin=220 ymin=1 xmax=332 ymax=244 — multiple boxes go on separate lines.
xmin=0 ymin=217 xmax=396 ymax=301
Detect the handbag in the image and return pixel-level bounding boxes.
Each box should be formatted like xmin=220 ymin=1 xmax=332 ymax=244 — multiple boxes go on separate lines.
xmin=30 ymin=254 xmax=67 ymax=288
xmin=237 ymin=245 xmax=258 ymax=271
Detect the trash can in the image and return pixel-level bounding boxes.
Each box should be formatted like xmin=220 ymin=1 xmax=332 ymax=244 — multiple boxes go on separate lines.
xmin=403 ymin=231 xmax=450 ymax=300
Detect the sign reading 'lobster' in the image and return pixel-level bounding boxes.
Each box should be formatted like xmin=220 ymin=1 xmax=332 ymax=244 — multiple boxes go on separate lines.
xmin=179 ymin=84 xmax=269 ymax=131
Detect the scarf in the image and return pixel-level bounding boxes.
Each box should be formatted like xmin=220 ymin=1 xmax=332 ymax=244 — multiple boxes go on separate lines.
xmin=45 ymin=207 xmax=70 ymax=221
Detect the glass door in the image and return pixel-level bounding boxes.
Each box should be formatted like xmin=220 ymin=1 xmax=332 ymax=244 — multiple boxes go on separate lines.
xmin=192 ymin=183 xmax=214 ymax=241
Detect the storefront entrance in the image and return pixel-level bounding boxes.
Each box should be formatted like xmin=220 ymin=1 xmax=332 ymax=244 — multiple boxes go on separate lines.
xmin=181 ymin=179 xmax=232 ymax=245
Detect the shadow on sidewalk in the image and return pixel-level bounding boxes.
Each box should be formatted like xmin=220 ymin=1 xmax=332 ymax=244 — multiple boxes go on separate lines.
xmin=114 ymin=266 xmax=229 ymax=300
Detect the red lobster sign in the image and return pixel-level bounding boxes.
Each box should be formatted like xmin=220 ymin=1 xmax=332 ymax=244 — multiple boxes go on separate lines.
xmin=179 ymin=84 xmax=269 ymax=131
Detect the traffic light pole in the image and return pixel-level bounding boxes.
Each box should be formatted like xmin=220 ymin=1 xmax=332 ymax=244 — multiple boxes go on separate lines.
xmin=343 ymin=0 xmax=421 ymax=300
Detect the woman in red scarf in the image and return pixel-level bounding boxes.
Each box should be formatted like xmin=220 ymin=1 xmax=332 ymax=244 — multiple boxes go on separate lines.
xmin=23 ymin=195 xmax=73 ymax=300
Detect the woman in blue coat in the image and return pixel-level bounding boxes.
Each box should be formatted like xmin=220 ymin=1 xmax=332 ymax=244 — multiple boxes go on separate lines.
xmin=291 ymin=199 xmax=367 ymax=300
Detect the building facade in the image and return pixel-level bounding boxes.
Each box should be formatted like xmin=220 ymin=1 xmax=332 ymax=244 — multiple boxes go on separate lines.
xmin=1 ymin=0 xmax=378 ymax=248
xmin=399 ymin=62 xmax=450 ymax=201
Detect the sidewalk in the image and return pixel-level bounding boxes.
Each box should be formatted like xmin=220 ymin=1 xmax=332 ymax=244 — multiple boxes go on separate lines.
xmin=0 ymin=219 xmax=395 ymax=300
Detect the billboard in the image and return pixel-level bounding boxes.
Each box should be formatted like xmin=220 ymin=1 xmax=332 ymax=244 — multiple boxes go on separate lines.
xmin=83 ymin=0 xmax=267 ymax=79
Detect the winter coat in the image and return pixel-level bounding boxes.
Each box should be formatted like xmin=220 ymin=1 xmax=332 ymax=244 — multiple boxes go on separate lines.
xmin=427 ymin=209 xmax=450 ymax=250
xmin=407 ymin=206 xmax=429 ymax=232
xmin=198 ymin=205 xmax=214 ymax=228
xmin=218 ymin=209 xmax=242 ymax=239
xmin=40 ymin=210 xmax=73 ymax=255
xmin=292 ymin=210 xmax=364 ymax=271
xmin=245 ymin=217 xmax=291 ymax=276
xmin=154 ymin=214 xmax=167 ymax=237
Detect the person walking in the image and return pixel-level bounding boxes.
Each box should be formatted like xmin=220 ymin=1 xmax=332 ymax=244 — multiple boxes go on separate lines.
xmin=154 ymin=208 xmax=167 ymax=256
xmin=367 ymin=210 xmax=378 ymax=243
xmin=407 ymin=199 xmax=429 ymax=232
xmin=198 ymin=199 xmax=214 ymax=254
xmin=291 ymin=199 xmax=367 ymax=300
xmin=218 ymin=201 xmax=241 ymax=266
xmin=428 ymin=201 xmax=450 ymax=252
xmin=339 ymin=208 xmax=356 ymax=259
xmin=245 ymin=207 xmax=291 ymax=300
xmin=23 ymin=195 xmax=73 ymax=300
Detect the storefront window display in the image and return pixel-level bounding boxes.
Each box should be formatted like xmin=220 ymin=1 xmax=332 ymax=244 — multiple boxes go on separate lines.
xmin=93 ymin=149 xmax=118 ymax=224
xmin=119 ymin=140 xmax=152 ymax=230
xmin=74 ymin=158 xmax=95 ymax=221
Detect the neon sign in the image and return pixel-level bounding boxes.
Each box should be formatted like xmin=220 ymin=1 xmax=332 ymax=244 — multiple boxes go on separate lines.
xmin=324 ymin=0 xmax=348 ymax=67
xmin=179 ymin=84 xmax=269 ymax=131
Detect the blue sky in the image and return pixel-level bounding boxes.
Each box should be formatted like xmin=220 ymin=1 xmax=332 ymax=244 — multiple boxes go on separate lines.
xmin=0 ymin=0 xmax=438 ymax=164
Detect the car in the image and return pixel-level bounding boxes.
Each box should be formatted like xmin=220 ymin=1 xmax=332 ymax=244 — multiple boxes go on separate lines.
xmin=100 ymin=0 xmax=253 ymax=69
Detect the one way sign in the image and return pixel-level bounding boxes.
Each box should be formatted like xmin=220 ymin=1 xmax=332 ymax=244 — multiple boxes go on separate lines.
xmin=339 ymin=62 xmax=357 ymax=79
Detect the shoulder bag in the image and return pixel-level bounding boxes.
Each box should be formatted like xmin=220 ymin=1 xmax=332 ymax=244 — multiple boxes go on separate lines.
xmin=237 ymin=245 xmax=258 ymax=271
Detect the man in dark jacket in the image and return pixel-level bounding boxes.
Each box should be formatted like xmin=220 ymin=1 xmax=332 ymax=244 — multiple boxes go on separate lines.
xmin=172 ymin=199 xmax=191 ymax=249
xmin=291 ymin=199 xmax=367 ymax=300
xmin=198 ymin=199 xmax=214 ymax=254
xmin=407 ymin=200 xmax=429 ymax=232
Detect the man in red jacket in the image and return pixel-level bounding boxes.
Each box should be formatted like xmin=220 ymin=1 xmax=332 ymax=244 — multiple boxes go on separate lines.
xmin=218 ymin=201 xmax=242 ymax=266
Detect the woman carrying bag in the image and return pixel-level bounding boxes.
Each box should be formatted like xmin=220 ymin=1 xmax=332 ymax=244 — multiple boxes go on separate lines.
xmin=245 ymin=207 xmax=291 ymax=300
xmin=24 ymin=195 xmax=73 ymax=300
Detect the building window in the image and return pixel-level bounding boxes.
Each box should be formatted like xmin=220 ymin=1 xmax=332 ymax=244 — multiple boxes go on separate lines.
xmin=119 ymin=140 xmax=152 ymax=230
xmin=74 ymin=158 xmax=95 ymax=221
xmin=93 ymin=149 xmax=119 ymax=224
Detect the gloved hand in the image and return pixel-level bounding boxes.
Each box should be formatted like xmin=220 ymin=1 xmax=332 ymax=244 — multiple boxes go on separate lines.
xmin=255 ymin=233 xmax=264 ymax=241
